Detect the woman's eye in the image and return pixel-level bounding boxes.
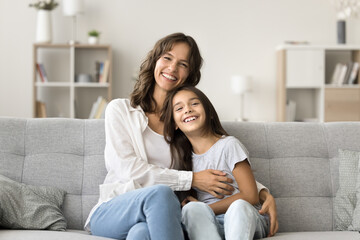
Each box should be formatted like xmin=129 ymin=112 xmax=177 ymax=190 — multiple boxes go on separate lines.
xmin=180 ymin=63 xmax=188 ymax=68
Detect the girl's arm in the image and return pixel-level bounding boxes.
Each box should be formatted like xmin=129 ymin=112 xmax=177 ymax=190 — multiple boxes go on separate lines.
xmin=208 ymin=160 xmax=259 ymax=215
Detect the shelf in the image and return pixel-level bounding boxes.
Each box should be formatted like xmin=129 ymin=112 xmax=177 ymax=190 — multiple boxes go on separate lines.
xmin=35 ymin=82 xmax=71 ymax=87
xmin=325 ymin=84 xmax=360 ymax=89
xmin=75 ymin=82 xmax=109 ymax=87
xmin=35 ymin=82 xmax=110 ymax=87
xmin=286 ymin=85 xmax=322 ymax=89
xmin=277 ymin=45 xmax=360 ymax=122
xmin=33 ymin=44 xmax=112 ymax=118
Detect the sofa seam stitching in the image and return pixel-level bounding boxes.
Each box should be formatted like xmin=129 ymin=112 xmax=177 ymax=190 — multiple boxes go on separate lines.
xmin=322 ymin=123 xmax=334 ymax=230
xmin=263 ymin=123 xmax=271 ymax=192
xmin=80 ymin=120 xmax=86 ymax=228
xmin=21 ymin=119 xmax=27 ymax=183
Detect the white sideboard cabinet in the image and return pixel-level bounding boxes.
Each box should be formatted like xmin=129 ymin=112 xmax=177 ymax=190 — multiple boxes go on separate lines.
xmin=277 ymin=45 xmax=360 ymax=122
xmin=33 ymin=43 xmax=112 ymax=118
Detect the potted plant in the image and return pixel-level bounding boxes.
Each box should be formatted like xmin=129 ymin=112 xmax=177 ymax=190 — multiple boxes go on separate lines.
xmin=88 ymin=30 xmax=101 ymax=44
xmin=29 ymin=0 xmax=59 ymax=43
xmin=29 ymin=0 xmax=59 ymax=10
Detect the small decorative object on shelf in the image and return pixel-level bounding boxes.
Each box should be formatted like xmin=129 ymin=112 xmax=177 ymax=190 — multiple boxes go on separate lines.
xmin=62 ymin=0 xmax=84 ymax=44
xmin=332 ymin=0 xmax=360 ymax=44
xmin=88 ymin=30 xmax=100 ymax=44
xmin=29 ymin=0 xmax=59 ymax=43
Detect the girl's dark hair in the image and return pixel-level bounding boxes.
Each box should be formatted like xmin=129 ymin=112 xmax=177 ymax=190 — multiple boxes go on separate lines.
xmin=130 ymin=33 xmax=203 ymax=113
xmin=161 ymin=85 xmax=228 ymax=171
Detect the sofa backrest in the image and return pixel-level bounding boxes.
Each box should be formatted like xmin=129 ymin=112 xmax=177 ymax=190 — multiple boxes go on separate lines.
xmin=1 ymin=118 xmax=360 ymax=232
xmin=223 ymin=121 xmax=360 ymax=232
xmin=0 ymin=118 xmax=107 ymax=230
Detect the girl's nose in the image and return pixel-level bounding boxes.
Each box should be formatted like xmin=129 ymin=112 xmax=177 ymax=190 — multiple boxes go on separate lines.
xmin=185 ymin=107 xmax=192 ymax=114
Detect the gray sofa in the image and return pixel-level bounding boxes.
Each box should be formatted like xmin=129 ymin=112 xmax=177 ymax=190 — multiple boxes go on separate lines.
xmin=0 ymin=117 xmax=359 ymax=240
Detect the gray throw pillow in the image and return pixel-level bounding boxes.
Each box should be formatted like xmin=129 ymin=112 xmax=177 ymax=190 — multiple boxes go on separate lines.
xmin=349 ymin=158 xmax=360 ymax=230
xmin=334 ymin=149 xmax=360 ymax=231
xmin=0 ymin=174 xmax=67 ymax=230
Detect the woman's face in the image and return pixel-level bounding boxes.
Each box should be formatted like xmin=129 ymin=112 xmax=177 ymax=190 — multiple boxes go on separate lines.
xmin=172 ymin=90 xmax=206 ymax=136
xmin=154 ymin=42 xmax=190 ymax=93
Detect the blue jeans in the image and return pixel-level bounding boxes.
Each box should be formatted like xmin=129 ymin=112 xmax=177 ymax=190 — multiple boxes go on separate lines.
xmin=182 ymin=200 xmax=269 ymax=240
xmin=90 ymin=184 xmax=184 ymax=240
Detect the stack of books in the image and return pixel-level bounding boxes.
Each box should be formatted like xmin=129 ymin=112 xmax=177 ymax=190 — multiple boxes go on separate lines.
xmin=89 ymin=96 xmax=108 ymax=119
xmin=330 ymin=62 xmax=359 ymax=85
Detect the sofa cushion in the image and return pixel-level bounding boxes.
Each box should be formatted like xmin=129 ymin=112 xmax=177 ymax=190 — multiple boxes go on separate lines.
xmin=0 ymin=229 xmax=115 ymax=240
xmin=0 ymin=174 xmax=67 ymax=230
xmin=334 ymin=149 xmax=360 ymax=230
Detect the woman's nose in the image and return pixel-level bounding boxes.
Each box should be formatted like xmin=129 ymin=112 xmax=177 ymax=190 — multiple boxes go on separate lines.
xmin=168 ymin=61 xmax=178 ymax=72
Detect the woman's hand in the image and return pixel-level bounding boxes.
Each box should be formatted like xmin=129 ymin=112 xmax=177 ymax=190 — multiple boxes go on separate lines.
xmin=258 ymin=189 xmax=279 ymax=237
xmin=181 ymin=196 xmax=199 ymax=207
xmin=192 ymin=169 xmax=234 ymax=199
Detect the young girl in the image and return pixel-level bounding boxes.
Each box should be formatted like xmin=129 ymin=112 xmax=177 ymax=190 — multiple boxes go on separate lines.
xmin=162 ymin=86 xmax=270 ymax=240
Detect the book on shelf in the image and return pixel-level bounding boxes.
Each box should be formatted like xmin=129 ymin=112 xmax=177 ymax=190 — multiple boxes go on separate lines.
xmin=89 ymin=96 xmax=108 ymax=119
xmin=36 ymin=63 xmax=48 ymax=82
xmin=348 ymin=62 xmax=359 ymax=85
xmin=330 ymin=63 xmax=342 ymax=85
xmin=100 ymin=60 xmax=110 ymax=83
xmin=95 ymin=60 xmax=110 ymax=83
xmin=337 ymin=64 xmax=348 ymax=85
xmin=36 ymin=101 xmax=47 ymax=118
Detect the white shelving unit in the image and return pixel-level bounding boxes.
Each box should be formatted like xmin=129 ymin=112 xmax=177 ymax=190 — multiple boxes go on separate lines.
xmin=276 ymin=44 xmax=360 ymax=122
xmin=33 ymin=43 xmax=112 ymax=118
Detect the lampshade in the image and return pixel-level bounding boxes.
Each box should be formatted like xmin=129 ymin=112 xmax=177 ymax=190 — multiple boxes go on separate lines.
xmin=62 ymin=0 xmax=84 ymax=16
xmin=231 ymin=75 xmax=252 ymax=95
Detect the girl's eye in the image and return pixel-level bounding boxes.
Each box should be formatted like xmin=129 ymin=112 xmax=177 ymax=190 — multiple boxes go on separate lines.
xmin=180 ymin=63 xmax=188 ymax=68
xmin=192 ymin=102 xmax=199 ymax=106
xmin=175 ymin=107 xmax=183 ymax=112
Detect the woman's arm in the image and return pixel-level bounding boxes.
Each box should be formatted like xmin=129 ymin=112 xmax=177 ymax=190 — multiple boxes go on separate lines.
xmin=208 ymin=160 xmax=258 ymax=215
xmin=104 ymin=99 xmax=192 ymax=190
xmin=104 ymin=99 xmax=234 ymax=196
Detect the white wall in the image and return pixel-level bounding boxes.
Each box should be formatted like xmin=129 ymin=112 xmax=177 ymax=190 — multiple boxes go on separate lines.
xmin=1 ymin=0 xmax=360 ymax=121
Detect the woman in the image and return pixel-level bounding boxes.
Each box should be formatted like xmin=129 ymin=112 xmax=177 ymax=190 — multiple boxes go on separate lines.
xmin=86 ymin=32 xmax=278 ymax=240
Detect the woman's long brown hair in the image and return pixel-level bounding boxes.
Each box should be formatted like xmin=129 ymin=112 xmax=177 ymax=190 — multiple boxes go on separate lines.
xmin=161 ymin=86 xmax=228 ymax=171
xmin=130 ymin=33 xmax=203 ymax=113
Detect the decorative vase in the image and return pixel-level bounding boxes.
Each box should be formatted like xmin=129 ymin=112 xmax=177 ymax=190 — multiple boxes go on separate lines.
xmin=337 ymin=20 xmax=346 ymax=44
xmin=88 ymin=36 xmax=99 ymax=44
xmin=36 ymin=10 xmax=52 ymax=43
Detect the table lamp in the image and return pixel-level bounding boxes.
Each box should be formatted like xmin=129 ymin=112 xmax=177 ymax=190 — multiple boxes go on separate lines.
xmin=62 ymin=0 xmax=84 ymax=44
xmin=231 ymin=75 xmax=252 ymax=121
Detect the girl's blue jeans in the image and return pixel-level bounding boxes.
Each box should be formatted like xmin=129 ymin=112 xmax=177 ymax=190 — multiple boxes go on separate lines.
xmin=182 ymin=199 xmax=269 ymax=240
xmin=90 ymin=184 xmax=184 ymax=240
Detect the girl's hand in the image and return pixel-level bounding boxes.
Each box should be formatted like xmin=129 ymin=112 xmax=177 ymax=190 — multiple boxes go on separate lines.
xmin=192 ymin=169 xmax=234 ymax=199
xmin=258 ymin=190 xmax=279 ymax=237
xmin=181 ymin=196 xmax=199 ymax=207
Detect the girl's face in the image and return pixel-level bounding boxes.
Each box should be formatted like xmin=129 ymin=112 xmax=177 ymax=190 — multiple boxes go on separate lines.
xmin=154 ymin=42 xmax=190 ymax=93
xmin=172 ymin=90 xmax=206 ymax=136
